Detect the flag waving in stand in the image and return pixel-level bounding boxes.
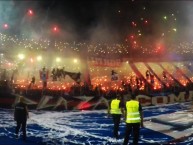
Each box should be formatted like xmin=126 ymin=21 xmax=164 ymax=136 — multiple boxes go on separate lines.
xmin=65 ymin=71 xmax=81 ymax=84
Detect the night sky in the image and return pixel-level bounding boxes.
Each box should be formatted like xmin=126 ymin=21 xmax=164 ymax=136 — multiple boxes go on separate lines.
xmin=1 ymin=0 xmax=193 ymax=43
xmin=38 ymin=0 xmax=187 ymax=41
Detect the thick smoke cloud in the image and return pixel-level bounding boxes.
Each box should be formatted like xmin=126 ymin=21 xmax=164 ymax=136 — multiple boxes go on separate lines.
xmin=0 ymin=1 xmax=15 ymax=32
xmin=182 ymin=2 xmax=193 ymax=41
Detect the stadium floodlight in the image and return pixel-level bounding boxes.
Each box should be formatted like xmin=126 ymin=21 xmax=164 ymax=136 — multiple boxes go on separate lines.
xmin=56 ymin=57 xmax=61 ymax=62
xmin=73 ymin=59 xmax=78 ymax=63
xmin=37 ymin=56 xmax=42 ymax=61
xmin=18 ymin=54 xmax=25 ymax=60
xmin=173 ymin=28 xmax=177 ymax=32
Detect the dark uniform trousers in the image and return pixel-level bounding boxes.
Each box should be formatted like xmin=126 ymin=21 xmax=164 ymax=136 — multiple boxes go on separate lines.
xmin=112 ymin=114 xmax=121 ymax=138
xmin=123 ymin=123 xmax=140 ymax=145
xmin=15 ymin=120 xmax=27 ymax=140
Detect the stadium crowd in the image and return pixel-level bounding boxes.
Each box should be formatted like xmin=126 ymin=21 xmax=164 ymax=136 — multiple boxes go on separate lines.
xmin=1 ymin=33 xmax=193 ymax=99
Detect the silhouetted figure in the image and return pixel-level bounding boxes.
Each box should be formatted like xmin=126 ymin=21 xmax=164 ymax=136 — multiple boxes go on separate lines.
xmin=61 ymin=67 xmax=66 ymax=79
xmin=111 ymin=70 xmax=118 ymax=81
xmin=146 ymin=70 xmax=150 ymax=79
xmin=163 ymin=71 xmax=167 ymax=79
xmin=52 ymin=68 xmax=57 ymax=81
xmin=14 ymin=96 xmax=29 ymax=141
xmin=150 ymin=74 xmax=154 ymax=84
xmin=28 ymin=76 xmax=35 ymax=89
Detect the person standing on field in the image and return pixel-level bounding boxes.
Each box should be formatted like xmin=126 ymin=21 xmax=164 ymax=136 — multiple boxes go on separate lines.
xmin=14 ymin=96 xmax=29 ymax=141
xmin=123 ymin=94 xmax=144 ymax=145
xmin=108 ymin=94 xmax=124 ymax=139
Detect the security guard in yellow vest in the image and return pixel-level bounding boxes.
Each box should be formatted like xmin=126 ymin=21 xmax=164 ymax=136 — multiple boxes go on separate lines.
xmin=123 ymin=94 xmax=144 ymax=145
xmin=108 ymin=94 xmax=124 ymax=139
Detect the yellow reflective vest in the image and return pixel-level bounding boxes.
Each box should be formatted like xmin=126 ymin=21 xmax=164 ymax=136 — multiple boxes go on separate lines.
xmin=126 ymin=100 xmax=141 ymax=123
xmin=110 ymin=99 xmax=122 ymax=114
